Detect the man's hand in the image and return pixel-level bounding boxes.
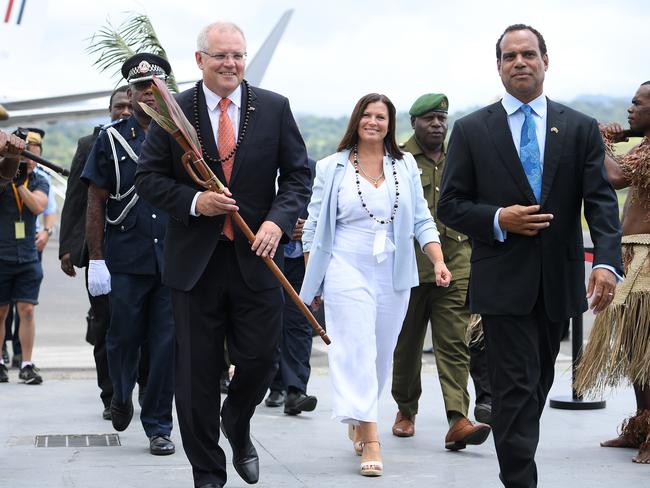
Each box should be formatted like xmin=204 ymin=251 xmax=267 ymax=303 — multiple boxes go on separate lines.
xmin=499 ymin=205 xmax=553 ymax=236
xmin=0 ymin=131 xmax=25 ymax=158
xmin=251 ymin=221 xmax=283 ymax=258
xmin=35 ymin=230 xmax=49 ymax=252
xmin=292 ymin=218 xmax=305 ymax=241
xmin=195 ymin=188 xmax=238 ymax=216
xmin=60 ymin=253 xmax=76 ymax=277
xmin=599 ymin=122 xmax=628 ymax=144
xmin=587 ymin=267 xmax=617 ymax=314
xmin=88 ymin=259 xmax=111 ymax=296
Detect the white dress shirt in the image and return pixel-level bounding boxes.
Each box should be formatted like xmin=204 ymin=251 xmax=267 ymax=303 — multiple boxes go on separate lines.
xmin=190 ymin=83 xmax=242 ymax=216
xmin=493 ymin=92 xmax=547 ymax=241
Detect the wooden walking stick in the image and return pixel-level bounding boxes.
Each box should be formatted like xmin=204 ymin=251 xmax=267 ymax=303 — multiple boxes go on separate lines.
xmin=140 ymin=78 xmax=330 ymax=345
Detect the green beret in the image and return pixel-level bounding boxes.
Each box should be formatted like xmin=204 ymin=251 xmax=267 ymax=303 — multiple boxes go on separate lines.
xmin=409 ymin=93 xmax=449 ymax=117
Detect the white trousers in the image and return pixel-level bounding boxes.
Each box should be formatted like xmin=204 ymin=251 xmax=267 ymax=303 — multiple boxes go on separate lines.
xmin=323 ymin=248 xmax=409 ymax=424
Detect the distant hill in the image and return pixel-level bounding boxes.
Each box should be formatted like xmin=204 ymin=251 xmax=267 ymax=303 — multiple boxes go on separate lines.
xmin=37 ymin=94 xmax=633 ymax=167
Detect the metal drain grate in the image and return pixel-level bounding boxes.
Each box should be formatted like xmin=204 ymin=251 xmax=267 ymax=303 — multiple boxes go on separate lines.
xmin=35 ymin=434 xmax=121 ymax=448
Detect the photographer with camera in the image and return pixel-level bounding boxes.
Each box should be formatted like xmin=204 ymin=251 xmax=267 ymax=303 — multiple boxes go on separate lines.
xmin=0 ymin=129 xmax=49 ymax=384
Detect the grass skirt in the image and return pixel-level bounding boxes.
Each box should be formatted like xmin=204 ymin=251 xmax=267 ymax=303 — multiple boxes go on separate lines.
xmin=575 ymin=235 xmax=650 ymax=395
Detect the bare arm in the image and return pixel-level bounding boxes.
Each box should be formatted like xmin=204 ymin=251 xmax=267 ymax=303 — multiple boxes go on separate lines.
xmin=600 ymin=122 xmax=631 ymax=190
xmin=86 ymin=183 xmax=109 ymax=260
xmin=16 ymin=186 xmax=47 ymax=214
xmin=422 ymin=242 xmax=452 ymax=287
xmin=35 ymin=212 xmax=57 ymax=252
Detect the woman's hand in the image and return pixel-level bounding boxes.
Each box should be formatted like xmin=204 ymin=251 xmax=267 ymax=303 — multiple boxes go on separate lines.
xmin=310 ymin=295 xmax=322 ymax=311
xmin=434 ymin=261 xmax=452 ymax=288
xmin=422 ymin=242 xmax=451 ymax=286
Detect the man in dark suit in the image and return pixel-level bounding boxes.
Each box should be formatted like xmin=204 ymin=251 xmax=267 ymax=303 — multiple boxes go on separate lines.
xmin=438 ymin=24 xmax=622 ymax=488
xmin=58 ymin=86 xmax=131 ymax=420
xmin=135 ymin=22 xmax=310 ymax=488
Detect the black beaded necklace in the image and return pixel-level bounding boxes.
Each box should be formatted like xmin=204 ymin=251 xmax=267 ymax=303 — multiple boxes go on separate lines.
xmin=192 ymin=79 xmax=253 ymax=165
xmin=352 ymin=145 xmax=399 ymax=225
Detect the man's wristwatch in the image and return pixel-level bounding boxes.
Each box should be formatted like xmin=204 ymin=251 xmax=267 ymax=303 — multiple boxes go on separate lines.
xmin=44 ymin=227 xmax=53 ymax=237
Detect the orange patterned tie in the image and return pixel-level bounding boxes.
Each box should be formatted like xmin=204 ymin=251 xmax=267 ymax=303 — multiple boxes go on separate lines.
xmin=218 ymin=98 xmax=235 ymax=240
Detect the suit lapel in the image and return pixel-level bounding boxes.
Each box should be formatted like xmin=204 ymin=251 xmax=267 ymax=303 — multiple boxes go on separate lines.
xmin=540 ymin=99 xmax=566 ymax=205
xmin=486 ymin=103 xmax=537 ymax=204
xmin=229 ymin=83 xmax=259 ymax=186
xmin=196 ymin=84 xmax=226 ymax=182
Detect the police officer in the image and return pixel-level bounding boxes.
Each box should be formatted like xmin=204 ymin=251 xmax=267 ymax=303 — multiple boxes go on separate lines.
xmin=390 ymin=94 xmax=491 ymax=449
xmin=82 ymin=53 xmax=175 ymax=455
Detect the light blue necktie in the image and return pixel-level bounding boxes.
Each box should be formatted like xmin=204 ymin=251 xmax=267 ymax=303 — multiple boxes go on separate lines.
xmin=520 ymin=104 xmax=542 ymax=202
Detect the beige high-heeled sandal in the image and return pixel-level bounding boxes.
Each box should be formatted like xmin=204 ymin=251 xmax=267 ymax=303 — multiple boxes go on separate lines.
xmin=359 ymin=440 xmax=383 ymax=477
xmin=347 ymin=424 xmax=363 ymax=456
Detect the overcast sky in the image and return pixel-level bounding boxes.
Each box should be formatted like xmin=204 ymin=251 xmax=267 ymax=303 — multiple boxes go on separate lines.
xmin=1 ymin=0 xmax=648 ymax=116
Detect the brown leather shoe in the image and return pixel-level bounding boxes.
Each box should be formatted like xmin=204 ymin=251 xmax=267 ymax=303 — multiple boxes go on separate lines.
xmin=444 ymin=417 xmax=491 ymax=451
xmin=392 ymin=411 xmax=415 ymax=437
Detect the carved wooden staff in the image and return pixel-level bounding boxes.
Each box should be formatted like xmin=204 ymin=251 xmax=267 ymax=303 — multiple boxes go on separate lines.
xmin=140 ymin=78 xmax=330 ymax=345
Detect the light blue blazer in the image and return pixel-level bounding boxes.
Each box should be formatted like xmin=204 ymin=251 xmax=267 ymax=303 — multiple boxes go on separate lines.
xmin=299 ymin=149 xmax=440 ymax=304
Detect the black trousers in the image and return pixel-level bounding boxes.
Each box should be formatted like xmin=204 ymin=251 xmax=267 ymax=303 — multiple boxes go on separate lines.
xmin=482 ymin=293 xmax=568 ymax=488
xmin=85 ymin=268 xmax=149 ymax=409
xmin=172 ymin=242 xmax=282 ymax=488
xmin=85 ymin=269 xmax=113 ymax=408
xmin=270 ymin=256 xmax=313 ymax=393
xmin=108 ymin=272 xmax=175 ymax=437
xmin=469 ymin=342 xmax=491 ymax=406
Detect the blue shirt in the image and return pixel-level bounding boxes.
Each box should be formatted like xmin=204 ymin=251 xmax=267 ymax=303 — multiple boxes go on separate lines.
xmin=0 ymin=170 xmax=49 ymax=263
xmin=81 ymin=117 xmax=168 ymax=275
xmin=34 ymin=167 xmax=57 ymax=232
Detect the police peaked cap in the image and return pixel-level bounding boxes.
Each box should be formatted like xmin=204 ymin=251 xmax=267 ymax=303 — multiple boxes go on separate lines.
xmin=121 ymin=53 xmax=172 ymax=83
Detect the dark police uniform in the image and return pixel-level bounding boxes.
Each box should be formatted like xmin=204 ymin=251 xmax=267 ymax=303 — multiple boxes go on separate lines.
xmin=81 ymin=115 xmax=174 ymax=439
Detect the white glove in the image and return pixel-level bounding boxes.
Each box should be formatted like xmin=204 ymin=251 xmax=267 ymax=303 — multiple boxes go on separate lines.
xmin=88 ymin=259 xmax=111 ymax=297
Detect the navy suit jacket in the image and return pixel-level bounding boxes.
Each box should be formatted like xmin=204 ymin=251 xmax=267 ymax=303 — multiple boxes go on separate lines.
xmin=438 ymin=98 xmax=622 ymax=322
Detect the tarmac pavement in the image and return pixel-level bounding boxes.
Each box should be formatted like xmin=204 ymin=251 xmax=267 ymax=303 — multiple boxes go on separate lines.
xmin=0 ymin=366 xmax=647 ymax=488
xmin=1 ymin=240 xmax=645 ymax=487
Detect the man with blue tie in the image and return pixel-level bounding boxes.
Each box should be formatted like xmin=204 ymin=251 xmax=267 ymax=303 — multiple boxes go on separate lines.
xmin=438 ymin=24 xmax=622 ymax=487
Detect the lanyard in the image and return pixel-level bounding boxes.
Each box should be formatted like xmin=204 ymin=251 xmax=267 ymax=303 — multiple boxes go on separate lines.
xmin=11 ymin=176 xmax=29 ymax=221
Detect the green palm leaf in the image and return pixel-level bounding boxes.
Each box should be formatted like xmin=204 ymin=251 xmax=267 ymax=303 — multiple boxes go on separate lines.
xmin=87 ymin=12 xmax=178 ymax=92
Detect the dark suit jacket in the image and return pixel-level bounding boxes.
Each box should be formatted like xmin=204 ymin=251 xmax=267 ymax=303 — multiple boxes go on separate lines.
xmin=59 ymin=129 xmax=100 ymax=267
xmin=438 ymin=98 xmax=622 ymax=322
xmin=135 ymin=82 xmax=311 ymax=292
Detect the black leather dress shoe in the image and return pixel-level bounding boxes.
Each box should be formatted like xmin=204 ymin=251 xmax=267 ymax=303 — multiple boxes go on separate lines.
xmin=284 ymin=391 xmax=317 ymax=415
xmin=102 ymin=406 xmax=111 ymax=420
xmin=198 ymin=483 xmax=223 ymax=488
xmin=220 ymin=421 xmax=259 ymax=484
xmin=149 ymin=434 xmax=175 ymax=455
xmin=264 ymin=390 xmax=285 ymax=407
xmin=474 ymin=403 xmax=492 ymax=425
xmin=110 ymin=397 xmax=133 ymax=432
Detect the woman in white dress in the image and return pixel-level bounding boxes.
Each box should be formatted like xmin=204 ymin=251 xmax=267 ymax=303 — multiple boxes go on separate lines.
xmin=300 ymin=94 xmax=451 ymax=476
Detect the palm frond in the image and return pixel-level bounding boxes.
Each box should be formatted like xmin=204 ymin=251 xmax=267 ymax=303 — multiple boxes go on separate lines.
xmin=87 ymin=12 xmax=179 ymax=92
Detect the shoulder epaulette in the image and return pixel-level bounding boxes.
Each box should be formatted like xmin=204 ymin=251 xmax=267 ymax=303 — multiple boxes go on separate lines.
xmin=100 ymin=118 xmax=128 ymax=131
